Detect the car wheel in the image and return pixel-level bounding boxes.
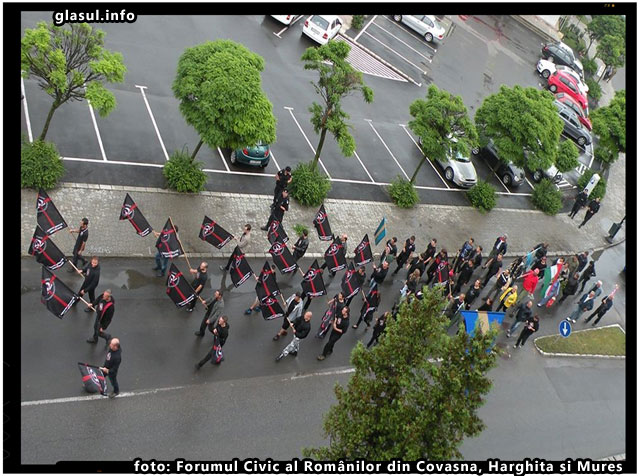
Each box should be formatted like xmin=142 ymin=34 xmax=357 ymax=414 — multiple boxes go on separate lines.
xmin=549 ymin=84 xmax=557 ymax=93
xmin=542 ymin=69 xmax=551 ymax=79
xmin=393 ymin=15 xmax=402 ymax=22
xmin=425 ymin=32 xmax=433 ymax=42
xmin=577 ymin=136 xmax=586 ymax=146
xmin=502 ymin=174 xmax=512 ymax=186
xmin=444 ymin=168 xmax=454 ymax=181
xmin=230 ymin=151 xmax=237 ymax=165
xmin=533 ymin=170 xmax=542 ymax=182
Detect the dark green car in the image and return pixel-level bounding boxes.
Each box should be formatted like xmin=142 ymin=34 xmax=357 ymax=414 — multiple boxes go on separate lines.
xmin=231 ymin=142 xmax=271 ymax=167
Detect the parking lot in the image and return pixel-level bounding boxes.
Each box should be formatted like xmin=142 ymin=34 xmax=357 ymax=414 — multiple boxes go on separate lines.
xmin=21 ymin=13 xmax=599 ymax=210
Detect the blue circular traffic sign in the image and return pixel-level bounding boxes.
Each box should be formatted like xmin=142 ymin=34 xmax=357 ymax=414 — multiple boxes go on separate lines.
xmin=559 ymin=319 xmax=572 ymax=338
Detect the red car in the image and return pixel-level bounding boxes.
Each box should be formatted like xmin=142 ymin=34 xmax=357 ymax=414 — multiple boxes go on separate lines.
xmin=555 ymin=92 xmax=592 ymax=131
xmin=547 ymin=71 xmax=588 ymax=110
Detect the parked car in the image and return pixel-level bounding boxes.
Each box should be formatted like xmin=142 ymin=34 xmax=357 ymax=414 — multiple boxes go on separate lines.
xmin=392 ymin=15 xmax=445 ymax=43
xmin=418 ymin=137 xmax=477 ymax=188
xmin=526 ymin=160 xmax=563 ymax=184
xmin=536 ymin=59 xmax=589 ymax=95
xmin=472 ymin=141 xmax=525 ymax=188
xmin=547 ymin=71 xmax=588 ymax=110
xmin=554 ymin=101 xmax=592 ymax=146
xmin=555 ymin=92 xmax=592 ymax=130
xmin=271 ymin=15 xmax=298 ymax=25
xmin=541 ymin=42 xmax=584 ymax=78
xmin=302 ymin=15 xmax=342 ymax=45
xmin=231 ymin=142 xmax=271 ymax=167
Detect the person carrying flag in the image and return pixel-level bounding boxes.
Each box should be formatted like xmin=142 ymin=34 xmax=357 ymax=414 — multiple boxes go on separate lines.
xmin=317 ymin=306 xmax=350 ymax=361
xmin=345 ymin=266 xmax=366 ymax=307
xmin=86 ymin=289 xmax=115 ymax=345
xmin=152 ymin=225 xmax=179 ymax=277
xmin=368 ymin=261 xmax=389 ymax=290
xmin=79 ymin=256 xmax=101 ymax=311
xmin=292 ymin=229 xmax=309 ymax=262
xmin=68 ymin=217 xmax=89 ymax=271
xmin=261 ymin=189 xmax=289 ymax=231
xmin=220 ymin=225 xmax=251 ymax=271
xmin=186 ymin=262 xmax=208 ymax=312
xmin=276 ymin=311 xmax=312 ymax=361
xmin=273 ymin=292 xmax=304 ymax=341
xmin=320 ymin=234 xmax=348 ymax=277
xmin=195 ymin=316 xmax=229 ymax=369
xmin=100 ymin=337 xmax=122 ymax=398
xmin=195 ymin=290 xmax=224 ymax=337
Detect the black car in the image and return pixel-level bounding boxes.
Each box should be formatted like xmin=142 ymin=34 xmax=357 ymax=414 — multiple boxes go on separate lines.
xmin=541 ymin=42 xmax=584 ymax=79
xmin=554 ymin=101 xmax=592 ymax=146
xmin=472 ymin=141 xmax=525 ymax=188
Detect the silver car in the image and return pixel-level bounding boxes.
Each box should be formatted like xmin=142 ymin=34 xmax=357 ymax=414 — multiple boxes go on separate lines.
xmin=392 ymin=15 xmax=445 ymax=43
xmin=419 ymin=137 xmax=477 ymax=187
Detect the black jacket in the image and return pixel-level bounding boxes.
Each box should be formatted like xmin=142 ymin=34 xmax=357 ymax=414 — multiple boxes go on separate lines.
xmin=104 ymin=346 xmax=122 ymax=377
xmin=492 ymin=237 xmax=508 ymax=256
xmin=457 ymin=263 xmax=474 ymax=285
xmin=291 ymin=316 xmax=311 ymax=339
xmin=407 ymin=257 xmax=426 ymax=276
xmin=370 ymin=266 xmax=388 ymax=284
xmin=464 ymin=285 xmax=481 ymax=306
xmin=81 ymin=263 xmax=100 ymax=292
xmin=514 ymin=302 xmax=533 ymax=322
xmin=212 ymin=323 xmax=229 ymax=346
xmin=563 ymin=275 xmax=580 ymax=296
xmin=595 ymin=297 xmax=614 ymax=316
xmin=486 ymin=259 xmax=502 ymax=278
xmin=293 ymin=236 xmax=309 ymax=256
xmin=574 ymin=191 xmax=588 ymax=208
xmin=93 ymin=294 xmax=115 ymax=329
xmin=586 ymin=199 xmax=600 ymax=215
xmin=471 ymin=251 xmax=483 ymax=269
xmin=576 ymin=254 xmax=588 ymax=272
xmin=580 ymin=263 xmax=596 ymax=281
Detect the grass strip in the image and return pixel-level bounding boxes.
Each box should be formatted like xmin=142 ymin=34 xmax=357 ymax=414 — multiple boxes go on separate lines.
xmin=535 ymin=326 xmax=625 ymax=356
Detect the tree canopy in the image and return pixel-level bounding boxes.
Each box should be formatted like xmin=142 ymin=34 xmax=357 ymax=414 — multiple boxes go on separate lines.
xmin=21 ymin=21 xmax=126 ymax=141
xmin=173 ymin=40 xmax=276 ymax=158
xmin=555 ymin=140 xmax=580 ymax=173
xmin=591 ymin=90 xmax=625 ymax=164
xmin=474 ymin=85 xmax=563 ymax=171
xmin=587 ymin=15 xmax=625 ymax=52
xmin=596 ymin=34 xmax=626 ymax=69
xmin=304 ymin=286 xmax=498 ymax=460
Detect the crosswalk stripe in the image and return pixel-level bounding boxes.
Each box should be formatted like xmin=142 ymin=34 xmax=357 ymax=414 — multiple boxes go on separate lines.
xmin=335 ymin=36 xmax=407 ymax=82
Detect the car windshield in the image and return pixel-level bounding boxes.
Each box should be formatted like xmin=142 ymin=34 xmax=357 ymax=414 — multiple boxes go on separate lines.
xmin=453 ymin=151 xmax=470 ymax=163
xmin=311 ymin=16 xmax=330 ymax=30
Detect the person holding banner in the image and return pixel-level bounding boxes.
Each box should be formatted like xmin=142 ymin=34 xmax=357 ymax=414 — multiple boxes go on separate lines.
xmin=86 ymin=289 xmax=115 ymax=345
xmin=292 ymin=229 xmax=309 ymax=262
xmin=220 ymin=225 xmax=252 ymax=271
xmin=186 ymin=262 xmax=209 ymax=312
xmin=261 ymin=189 xmax=289 ymax=231
xmin=68 ymin=218 xmax=89 ymax=271
xmin=276 ymin=311 xmax=312 ymax=361
xmin=273 ymin=292 xmax=304 ymax=341
xmin=317 ymin=306 xmax=350 ymax=361
xmin=195 ymin=316 xmax=229 ymax=369
xmin=152 ymin=225 xmax=179 ymax=277
xmin=79 ymin=256 xmax=101 ymax=310
xmin=195 ymin=290 xmax=224 ymax=337
xmin=100 ymin=338 xmax=122 ymax=398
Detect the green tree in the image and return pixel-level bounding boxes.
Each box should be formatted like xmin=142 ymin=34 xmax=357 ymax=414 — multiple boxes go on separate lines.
xmin=555 ymin=140 xmax=580 ymax=173
xmin=304 ymin=286 xmax=498 ymax=460
xmin=301 ymin=41 xmax=374 ymax=172
xmin=596 ymin=34 xmax=625 ymax=73
xmin=586 ymin=15 xmax=625 ymax=52
xmin=474 ymin=85 xmax=563 ymax=172
xmin=21 ymin=22 xmax=126 ymax=141
xmin=173 ymin=40 xmax=276 ymax=160
xmin=408 ymin=85 xmax=477 ymax=184
xmin=590 ymin=90 xmax=625 ymax=164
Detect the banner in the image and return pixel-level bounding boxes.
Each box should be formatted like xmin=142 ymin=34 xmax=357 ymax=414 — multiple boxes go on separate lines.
xmin=301 ymin=260 xmax=327 ymax=298
xmin=229 ymin=246 xmax=254 ymax=287
xmin=199 ymin=215 xmax=233 ymax=249
xmin=313 ymin=204 xmax=333 ymax=241
xmin=374 ymin=217 xmax=386 ymax=246
xmin=119 ymin=193 xmax=152 ymax=237
xmin=256 ymin=261 xmax=281 ymax=299
xmin=267 ymin=219 xmax=289 ymax=245
xmin=166 ymin=263 xmax=196 ymax=308
xmin=324 ymin=236 xmax=347 ymax=273
xmin=156 ymin=219 xmax=183 ymax=259
xmin=341 ymin=262 xmax=364 ymax=299
xmin=353 ymin=234 xmax=373 ymax=267
xmin=435 ymin=261 xmax=450 ymax=284
xmin=77 ymin=363 xmax=108 ymax=395
xmin=268 ymin=241 xmax=298 ymax=274
xmin=259 ymin=294 xmax=285 ymax=320
xmin=41 ymin=267 xmax=78 ymax=318
xmin=360 ymin=288 xmax=380 ymax=322
xmin=461 ymin=310 xmax=505 ymax=338
xmin=28 ymin=226 xmax=67 ymax=270
xmin=36 ymin=188 xmax=67 ymax=235
xmin=540 ymin=262 xmax=563 ymax=299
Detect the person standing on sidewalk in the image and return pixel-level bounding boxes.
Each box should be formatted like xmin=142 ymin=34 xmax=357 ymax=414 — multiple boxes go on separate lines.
xmin=578 ymin=261 xmax=597 ymax=293
xmin=186 ymin=262 xmax=209 ymax=313
xmin=195 ymin=290 xmax=224 ymax=337
xmin=272 ymin=166 xmax=292 ymax=206
xmin=195 ymin=316 xmax=229 ymax=369
xmin=68 ymin=217 xmax=89 ymax=271
xmin=261 ymin=189 xmax=289 ymax=231
xmin=506 ymin=300 xmax=533 ymax=338
xmin=152 ymin=226 xmax=179 ymax=277
xmin=566 ymin=290 xmax=596 ymax=323
xmin=368 ymin=261 xmax=389 ymax=290
xmin=453 ymin=237 xmax=474 ymax=273
xmin=578 ymin=197 xmax=601 ymax=229
xmin=483 ymin=234 xmax=507 ymax=269
xmin=221 ymin=225 xmax=251 ymax=271
xmin=513 ymin=314 xmax=539 ymax=349
xmin=317 ymin=306 xmax=350 ymax=361
xmin=86 ymin=289 xmax=115 ymax=345
xmin=79 ymin=256 xmax=101 ymax=310
xmin=273 ymin=292 xmax=304 ymax=341
xmin=100 ymin=337 xmax=122 ymax=398
xmin=568 ymin=189 xmax=589 ymax=219
xmin=292 ymin=229 xmax=309 ymax=262
xmin=559 ymin=272 xmax=580 ymax=303
xmin=276 ymin=311 xmax=312 ymax=361
xmin=584 ymin=286 xmax=617 ymax=326
xmin=392 ymin=236 xmax=416 ymax=275
xmin=379 ymin=237 xmax=398 ymax=265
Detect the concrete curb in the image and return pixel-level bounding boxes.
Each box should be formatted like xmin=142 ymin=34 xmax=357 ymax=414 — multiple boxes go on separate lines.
xmin=533 ymin=324 xmax=626 ymax=359
xmin=598 ymin=453 xmax=626 ymax=461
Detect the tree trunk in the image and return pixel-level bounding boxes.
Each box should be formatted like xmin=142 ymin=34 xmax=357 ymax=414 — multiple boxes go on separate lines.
xmin=191 ymin=139 xmax=204 ymax=161
xmin=410 ymin=157 xmax=427 ymax=184
xmin=311 ymin=127 xmax=328 ymax=172
xmin=39 ymin=102 xmax=59 ymax=142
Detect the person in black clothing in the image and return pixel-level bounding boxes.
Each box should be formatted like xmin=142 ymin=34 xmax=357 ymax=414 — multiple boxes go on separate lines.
xmin=578 ymin=198 xmax=601 ymax=228
xmin=195 ymin=290 xmax=224 ymax=337
xmin=578 ymin=261 xmax=596 ymax=292
xmin=584 ymin=290 xmax=616 ymax=326
xmin=481 ymin=254 xmax=502 ymax=288
xmin=261 ymin=189 xmax=290 ymax=230
xmin=477 ymin=297 xmax=493 ymax=312
xmin=445 ymin=294 xmax=465 ymax=328
xmin=317 ymin=306 xmax=349 ymax=360
xmin=453 ymin=259 xmax=475 ymax=294
xmin=195 ymin=316 xmax=229 ymax=369
xmin=379 ymin=237 xmax=398 ymax=265
xmin=276 ymin=311 xmax=312 ymax=361
xmin=368 ymin=261 xmax=389 ymax=290
xmin=68 ymin=217 xmax=89 ymax=270
xmin=470 ymin=246 xmax=483 ymax=271
xmin=320 ymin=234 xmax=348 ymax=277
xmin=532 ymin=242 xmax=549 ymax=260
xmin=79 ymin=256 xmax=101 ymax=310
xmin=186 ymin=262 xmax=208 ymax=312
xmin=345 ymin=266 xmax=366 ymax=307
xmin=514 ymin=315 xmax=539 ymax=348
xmin=292 ymin=229 xmax=309 ymax=262
xmin=506 ymin=300 xmax=533 ymax=337
xmin=86 ymin=289 xmax=115 ymax=344
xmin=454 ymin=237 xmax=474 ymax=273
xmin=576 ymin=251 xmax=589 ymax=273
xmin=559 ymin=272 xmax=580 ymax=303
xmin=422 ymin=238 xmax=438 ymax=263
xmin=406 ymin=252 xmax=428 ymax=280
xmin=464 ymin=280 xmax=482 ymax=310
xmin=569 ymin=189 xmax=589 ymax=219
xmin=100 ymin=337 xmax=122 ymax=398
xmin=392 ymin=236 xmax=416 ymax=275
xmin=367 ymin=312 xmax=389 ymax=348
xmin=425 ymin=249 xmax=449 ymax=284
xmin=272 ymin=166 xmax=292 ymax=205
xmin=484 ymin=235 xmax=507 ymax=269
xmin=530 ymin=255 xmax=547 ymax=276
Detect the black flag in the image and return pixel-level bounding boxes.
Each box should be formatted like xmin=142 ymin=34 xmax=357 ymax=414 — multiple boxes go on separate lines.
xmin=267 ymin=218 xmax=289 ymax=245
xmin=28 ymin=226 xmax=67 ymax=270
xmin=166 ymin=263 xmax=196 ymax=308
xmin=41 ymin=267 xmax=78 ymax=318
xmin=313 ymin=204 xmax=332 ymax=241
xmin=268 ymin=241 xmax=298 ymax=274
xmin=256 ymin=261 xmax=281 ymax=299
xmin=360 ymin=288 xmax=380 ymax=325
xmin=301 ymin=259 xmax=327 ymax=298
xmin=435 ymin=261 xmax=451 ymax=284
xmin=120 ymin=193 xmax=152 ymax=237
xmin=155 ymin=219 xmax=182 ymax=259
xmin=199 ymin=215 xmax=233 ymax=249
xmin=353 ymin=234 xmax=373 ymax=267
xmin=36 ymin=188 xmax=67 ymax=235
xmin=229 ymin=246 xmax=254 ymax=287
xmin=341 ymin=262 xmax=365 ymax=299
xmin=259 ymin=294 xmax=285 ymax=321
xmin=324 ymin=236 xmax=347 ymax=273
xmin=77 ymin=363 xmax=108 ymax=395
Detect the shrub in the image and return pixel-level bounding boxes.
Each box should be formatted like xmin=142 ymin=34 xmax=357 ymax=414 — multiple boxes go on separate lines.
xmin=555 ymin=140 xmax=580 ymax=172
xmin=351 ymin=15 xmax=365 ymax=30
xmin=293 ymin=224 xmax=308 ymax=237
xmin=466 ymin=180 xmax=496 ymax=213
xmin=387 ymin=176 xmax=419 ymax=208
xmin=21 ymin=139 xmax=65 ymax=190
xmin=531 ymin=178 xmax=563 ymax=215
xmin=582 ymin=56 xmax=598 ymax=77
xmin=585 ymin=78 xmax=602 ymax=102
xmin=163 ymin=149 xmax=207 ymax=193
xmin=289 ymin=162 xmax=331 ymax=207
xmin=577 ymin=169 xmax=607 ymax=199
xmin=560 ymin=24 xmax=586 ymax=55
xmin=593 ymin=144 xmax=618 ymax=166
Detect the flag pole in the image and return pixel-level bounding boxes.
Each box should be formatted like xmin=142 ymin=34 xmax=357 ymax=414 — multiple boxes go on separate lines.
xmin=169 ymin=216 xmax=193 ymax=270
xmin=78 ymin=296 xmax=95 ymax=311
xmin=69 ymin=261 xmax=84 ymax=275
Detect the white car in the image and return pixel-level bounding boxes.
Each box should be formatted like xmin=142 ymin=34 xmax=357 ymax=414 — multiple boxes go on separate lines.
xmin=302 ymin=15 xmax=342 ymax=45
xmin=419 ymin=136 xmax=477 ymax=188
xmin=392 ymin=15 xmax=446 ymax=43
xmin=536 ymin=59 xmax=589 ymax=95
xmin=271 ymin=15 xmax=298 ymax=25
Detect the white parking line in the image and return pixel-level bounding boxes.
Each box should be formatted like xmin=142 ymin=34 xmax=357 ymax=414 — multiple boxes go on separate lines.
xmin=269 ymin=149 xmax=282 ymax=171
xmin=365 ymin=120 xmax=409 ymax=180
xmin=490 ymin=168 xmax=512 ymax=193
xmin=283 ymin=107 xmax=331 ymax=179
xmin=135 ymin=85 xmax=169 ymax=161
xmin=352 ymin=150 xmax=375 ymax=182
xmin=379 ymin=15 xmax=438 ymax=53
xmin=370 ymin=21 xmax=433 ymax=63
xmin=525 ymin=177 xmax=535 ymax=190
xmin=217 ymin=147 xmax=231 ymax=172
xmin=21 ymin=76 xmax=33 ymax=142
xmin=22 ymin=385 xmax=188 ymax=406
xmin=85 ymin=92 xmax=108 ymax=161
xmin=362 ymin=31 xmax=428 ymax=74
xmin=399 ymin=124 xmax=450 ymax=188
xmin=353 ymin=14 xmax=377 ymax=42
xmin=273 ymin=15 xmax=304 ymax=38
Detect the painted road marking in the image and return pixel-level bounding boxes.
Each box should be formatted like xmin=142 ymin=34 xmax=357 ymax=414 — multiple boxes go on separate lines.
xmin=289 ymin=367 xmax=356 ymax=380
xmin=283 ymin=107 xmax=331 ymax=179
xmin=273 ymin=15 xmax=304 ymax=38
xmin=21 ymin=385 xmax=188 ymax=406
xmin=21 ymin=76 xmax=33 ymax=142
xmin=353 ymin=150 xmax=375 ymax=183
xmin=370 ymin=20 xmax=434 ymax=63
xmin=399 ymin=124 xmax=450 ymax=188
xmin=353 ymin=14 xmax=377 ymax=42
xmin=362 ymin=30 xmax=428 ymax=75
xmin=269 ymin=148 xmax=282 ymax=171
xmin=135 ymin=85 xmax=169 ymax=161
xmin=334 ymin=36 xmax=407 ymax=83
xmin=379 ymin=15 xmax=438 ymax=53
xmin=491 ymin=167 xmax=512 ymax=193
xmin=85 ymin=91 xmax=108 ymax=162
xmin=365 ymin=120 xmax=409 ymax=180
xmin=525 ymin=177 xmax=535 ymax=191
xmin=217 ymin=147 xmax=231 ymax=172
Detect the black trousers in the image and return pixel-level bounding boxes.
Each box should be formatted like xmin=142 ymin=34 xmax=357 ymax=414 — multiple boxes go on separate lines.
xmin=223 ymin=253 xmax=235 ymax=270
xmin=322 ymin=331 xmax=343 ymax=356
xmin=108 ymin=373 xmax=119 ymax=394
xmin=80 ymin=288 xmax=96 ymax=304
xmin=367 ymin=330 xmax=383 ymax=348
xmin=579 ymin=212 xmax=595 ymax=227
xmin=569 ymin=202 xmax=582 ymax=218
xmin=584 ymin=309 xmax=606 ymax=325
xmin=197 ymin=346 xmax=223 ymax=367
xmin=92 ymin=317 xmax=111 ymax=342
xmin=72 ymin=248 xmax=87 ymax=267
xmin=197 ymin=315 xmax=211 ymax=336
xmin=187 ymin=290 xmax=202 ymax=310
xmin=292 ymin=249 xmax=305 ymax=262
xmin=393 ymin=254 xmax=409 ymax=274
xmin=515 ymin=329 xmax=533 ymax=347
xmin=578 ymin=278 xmax=591 ymax=293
